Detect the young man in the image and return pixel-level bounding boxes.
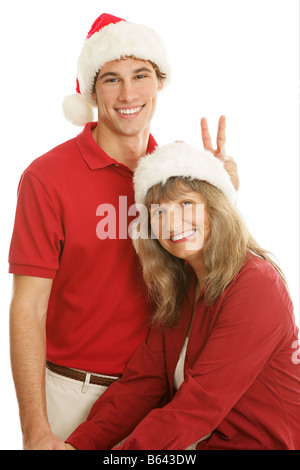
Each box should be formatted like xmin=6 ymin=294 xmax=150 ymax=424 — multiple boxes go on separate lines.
xmin=9 ymin=13 xmax=238 ymax=450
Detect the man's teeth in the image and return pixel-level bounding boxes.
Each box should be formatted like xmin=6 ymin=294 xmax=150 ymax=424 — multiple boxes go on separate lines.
xmin=171 ymin=229 xmax=196 ymax=241
xmin=117 ymin=107 xmax=142 ymax=115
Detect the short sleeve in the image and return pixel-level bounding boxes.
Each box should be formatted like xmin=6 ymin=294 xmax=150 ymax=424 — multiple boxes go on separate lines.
xmin=8 ymin=169 xmax=64 ymax=278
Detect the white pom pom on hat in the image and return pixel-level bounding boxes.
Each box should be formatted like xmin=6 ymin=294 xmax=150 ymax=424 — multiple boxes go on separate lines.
xmin=62 ymin=94 xmax=94 ymax=127
xmin=62 ymin=13 xmax=171 ymax=126
xmin=133 ymin=142 xmax=237 ymax=205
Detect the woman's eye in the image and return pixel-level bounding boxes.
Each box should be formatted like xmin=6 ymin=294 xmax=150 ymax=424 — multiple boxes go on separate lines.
xmin=181 ymin=201 xmax=193 ymax=206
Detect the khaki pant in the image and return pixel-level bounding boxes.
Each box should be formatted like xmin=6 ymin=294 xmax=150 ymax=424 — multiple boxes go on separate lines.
xmin=46 ymin=368 xmax=210 ymax=449
xmin=46 ymin=368 xmax=111 ymax=441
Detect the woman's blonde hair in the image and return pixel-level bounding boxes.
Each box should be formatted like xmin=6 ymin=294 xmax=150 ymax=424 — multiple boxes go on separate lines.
xmin=135 ymin=177 xmax=287 ymax=328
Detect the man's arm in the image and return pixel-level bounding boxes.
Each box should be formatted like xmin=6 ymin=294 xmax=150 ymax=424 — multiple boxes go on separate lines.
xmin=9 ymin=274 xmax=66 ymax=450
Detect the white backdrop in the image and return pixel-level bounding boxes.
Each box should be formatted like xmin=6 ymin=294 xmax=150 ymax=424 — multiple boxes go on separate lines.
xmin=0 ymin=0 xmax=298 ymax=450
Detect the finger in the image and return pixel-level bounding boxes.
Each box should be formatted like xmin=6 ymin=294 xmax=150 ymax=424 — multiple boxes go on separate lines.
xmin=216 ymin=153 xmax=226 ymax=162
xmin=223 ymin=160 xmax=239 ymax=191
xmin=223 ymin=159 xmax=237 ymax=171
xmin=201 ymin=117 xmax=213 ymax=151
xmin=216 ymin=115 xmax=226 ymax=154
xmin=217 ymin=154 xmax=233 ymax=163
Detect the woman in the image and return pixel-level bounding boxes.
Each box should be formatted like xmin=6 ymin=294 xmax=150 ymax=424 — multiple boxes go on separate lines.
xmin=66 ymin=142 xmax=300 ymax=450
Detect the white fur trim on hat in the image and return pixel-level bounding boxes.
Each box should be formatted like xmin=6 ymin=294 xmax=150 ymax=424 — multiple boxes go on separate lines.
xmin=134 ymin=142 xmax=237 ymax=205
xmin=78 ymin=20 xmax=171 ymax=107
xmin=62 ymin=17 xmax=170 ymax=126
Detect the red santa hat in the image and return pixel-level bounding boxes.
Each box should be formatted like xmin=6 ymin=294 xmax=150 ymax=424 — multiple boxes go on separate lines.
xmin=62 ymin=13 xmax=171 ymax=126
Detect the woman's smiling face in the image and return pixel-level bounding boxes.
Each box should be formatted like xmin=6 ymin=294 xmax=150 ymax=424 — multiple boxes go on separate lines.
xmin=150 ymin=183 xmax=211 ymax=263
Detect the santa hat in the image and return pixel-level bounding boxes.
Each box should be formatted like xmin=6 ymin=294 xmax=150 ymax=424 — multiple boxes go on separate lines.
xmin=133 ymin=142 xmax=237 ymax=206
xmin=62 ymin=13 xmax=171 ymax=126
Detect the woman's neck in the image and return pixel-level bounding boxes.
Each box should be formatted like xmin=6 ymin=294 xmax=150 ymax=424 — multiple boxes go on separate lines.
xmin=189 ymin=258 xmax=206 ymax=301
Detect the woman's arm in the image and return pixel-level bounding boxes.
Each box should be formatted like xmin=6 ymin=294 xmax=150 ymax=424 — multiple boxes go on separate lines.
xmin=115 ymin=262 xmax=295 ymax=450
xmin=66 ymin=326 xmax=169 ymax=450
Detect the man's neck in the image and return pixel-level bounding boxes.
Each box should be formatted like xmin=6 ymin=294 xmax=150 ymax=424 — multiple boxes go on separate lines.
xmin=92 ymin=124 xmax=150 ymax=171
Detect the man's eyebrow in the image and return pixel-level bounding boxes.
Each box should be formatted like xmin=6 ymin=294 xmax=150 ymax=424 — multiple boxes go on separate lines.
xmin=98 ymin=67 xmax=154 ymax=81
xmin=98 ymin=71 xmax=120 ymax=80
xmin=133 ymin=67 xmax=154 ymax=74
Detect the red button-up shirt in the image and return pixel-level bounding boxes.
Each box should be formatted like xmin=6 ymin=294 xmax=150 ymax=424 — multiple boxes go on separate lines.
xmin=67 ymin=254 xmax=300 ymax=450
xmin=9 ymin=123 xmax=157 ymax=375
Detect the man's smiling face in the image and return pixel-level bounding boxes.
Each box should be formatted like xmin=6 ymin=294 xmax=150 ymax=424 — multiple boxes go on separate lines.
xmin=92 ymin=57 xmax=163 ymax=138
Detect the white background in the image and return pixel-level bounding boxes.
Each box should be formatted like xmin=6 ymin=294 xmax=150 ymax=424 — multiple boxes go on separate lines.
xmin=0 ymin=0 xmax=298 ymax=450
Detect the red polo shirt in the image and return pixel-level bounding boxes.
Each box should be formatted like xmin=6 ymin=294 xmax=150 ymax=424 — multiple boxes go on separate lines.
xmin=8 ymin=123 xmax=157 ymax=375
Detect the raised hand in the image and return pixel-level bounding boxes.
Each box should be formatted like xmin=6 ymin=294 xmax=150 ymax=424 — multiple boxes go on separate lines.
xmin=201 ymin=115 xmax=239 ymax=191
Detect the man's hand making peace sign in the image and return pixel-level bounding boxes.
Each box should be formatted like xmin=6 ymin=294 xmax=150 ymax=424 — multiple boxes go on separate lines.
xmin=201 ymin=115 xmax=239 ymax=191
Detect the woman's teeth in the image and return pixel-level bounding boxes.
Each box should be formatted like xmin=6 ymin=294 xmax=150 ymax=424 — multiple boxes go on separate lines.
xmin=171 ymin=229 xmax=196 ymax=241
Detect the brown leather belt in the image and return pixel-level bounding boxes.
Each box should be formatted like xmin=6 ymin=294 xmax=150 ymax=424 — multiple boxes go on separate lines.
xmin=46 ymin=360 xmax=118 ymax=387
